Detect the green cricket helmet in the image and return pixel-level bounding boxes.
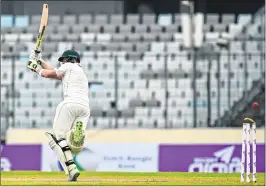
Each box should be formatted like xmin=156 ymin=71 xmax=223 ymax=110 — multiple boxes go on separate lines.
xmin=58 ymin=50 xmax=80 ymax=63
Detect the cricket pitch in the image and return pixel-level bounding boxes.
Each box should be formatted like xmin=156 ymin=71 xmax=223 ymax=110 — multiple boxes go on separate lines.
xmin=1 ymin=171 xmax=265 ymax=186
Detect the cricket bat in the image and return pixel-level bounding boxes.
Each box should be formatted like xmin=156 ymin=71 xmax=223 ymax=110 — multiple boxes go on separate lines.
xmin=35 ymin=4 xmax=48 ymax=51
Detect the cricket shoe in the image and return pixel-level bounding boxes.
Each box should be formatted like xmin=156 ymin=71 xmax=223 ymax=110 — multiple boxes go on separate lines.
xmin=68 ymin=166 xmax=80 ymax=182
xmin=70 ymin=121 xmax=85 ymax=147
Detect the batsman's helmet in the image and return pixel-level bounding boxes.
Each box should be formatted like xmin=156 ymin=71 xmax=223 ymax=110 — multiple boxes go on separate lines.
xmin=58 ymin=50 xmax=80 ymax=63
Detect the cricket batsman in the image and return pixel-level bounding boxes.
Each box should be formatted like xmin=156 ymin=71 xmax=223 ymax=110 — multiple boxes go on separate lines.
xmin=27 ymin=49 xmax=90 ymax=181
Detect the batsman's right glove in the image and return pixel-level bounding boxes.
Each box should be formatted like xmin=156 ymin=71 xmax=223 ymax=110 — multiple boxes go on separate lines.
xmin=34 ymin=50 xmax=43 ymax=65
xmin=27 ymin=59 xmax=38 ymax=72
xmin=29 ymin=49 xmax=43 ymax=65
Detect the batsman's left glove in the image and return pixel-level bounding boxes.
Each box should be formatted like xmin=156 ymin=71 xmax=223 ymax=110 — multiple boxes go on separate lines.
xmin=28 ymin=59 xmax=38 ymax=72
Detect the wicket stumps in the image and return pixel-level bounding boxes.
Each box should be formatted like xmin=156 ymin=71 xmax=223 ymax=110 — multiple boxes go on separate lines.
xmin=241 ymin=117 xmax=256 ymax=183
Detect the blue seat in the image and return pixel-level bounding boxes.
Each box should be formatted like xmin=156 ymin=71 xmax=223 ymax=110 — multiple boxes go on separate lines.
xmin=158 ymin=14 xmax=172 ymax=25
xmin=1 ymin=15 xmax=13 ymax=27
xmin=15 ymin=15 xmax=29 ymax=27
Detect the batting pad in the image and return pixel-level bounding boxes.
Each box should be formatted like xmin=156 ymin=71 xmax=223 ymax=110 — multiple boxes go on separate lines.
xmin=45 ymin=132 xmax=75 ymax=175
xmin=65 ymin=129 xmax=85 ymax=155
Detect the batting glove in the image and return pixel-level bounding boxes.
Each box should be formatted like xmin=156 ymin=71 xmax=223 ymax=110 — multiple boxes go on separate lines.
xmin=27 ymin=59 xmax=38 ymax=72
xmin=29 ymin=50 xmax=43 ymax=65
xmin=34 ymin=50 xmax=43 ymax=65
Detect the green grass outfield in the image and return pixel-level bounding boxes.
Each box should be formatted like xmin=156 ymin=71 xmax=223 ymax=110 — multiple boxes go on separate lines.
xmin=1 ymin=171 xmax=265 ymax=186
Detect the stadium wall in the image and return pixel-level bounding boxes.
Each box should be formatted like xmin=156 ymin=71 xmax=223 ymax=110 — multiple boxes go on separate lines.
xmin=2 ymin=129 xmax=265 ymax=173
xmin=5 ymin=128 xmax=265 ymax=144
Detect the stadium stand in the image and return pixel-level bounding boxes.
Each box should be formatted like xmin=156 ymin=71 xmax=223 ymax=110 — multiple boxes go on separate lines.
xmin=1 ymin=10 xmax=265 ymax=131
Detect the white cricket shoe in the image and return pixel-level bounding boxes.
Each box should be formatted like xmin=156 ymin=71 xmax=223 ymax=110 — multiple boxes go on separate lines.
xmin=68 ymin=167 xmax=80 ymax=181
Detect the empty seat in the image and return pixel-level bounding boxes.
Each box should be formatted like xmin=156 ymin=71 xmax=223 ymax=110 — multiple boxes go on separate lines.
xmin=150 ymin=108 xmax=164 ymax=117
xmin=213 ymin=24 xmax=227 ymax=32
xmin=164 ymin=25 xmax=178 ymax=33
xmin=11 ymin=24 xmax=25 ymax=33
xmin=19 ymin=33 xmax=34 ymax=42
xmin=105 ymin=43 xmax=120 ymax=51
xmin=205 ymin=32 xmax=219 ymax=42
xmin=174 ymin=33 xmax=183 ymax=41
xmin=230 ymin=41 xmax=244 ymax=52
xmin=48 ymin=34 xmax=64 ymax=42
xmin=246 ymin=41 xmax=260 ymax=52
xmin=4 ymin=34 xmax=19 ymax=42
xmin=89 ymin=43 xmax=103 ymax=51
xmin=237 ymin=14 xmax=252 ymax=25
xmin=56 ymin=25 xmax=70 ymax=33
xmin=142 ymin=33 xmax=157 ymax=42
xmin=129 ymin=98 xmax=142 ymax=107
xmin=42 ymin=43 xmax=58 ymax=53
xmin=31 ymin=15 xmax=41 ymax=24
xmin=71 ymin=24 xmax=86 ymax=34
xmin=119 ymin=43 xmax=133 ymax=52
xmin=96 ymin=51 xmax=113 ymax=59
xmin=48 ymin=15 xmax=60 ymax=25
xmin=206 ymin=14 xmax=219 ymax=24
xmin=88 ymin=25 xmax=101 ymax=33
xmin=43 ymin=26 xmax=56 ymax=35
xmin=166 ymin=42 xmax=181 ymax=53
xmin=96 ymin=33 xmax=111 ymax=43
xmin=140 ymin=69 xmax=155 ymax=79
xmin=127 ymin=14 xmax=139 ymax=24
xmin=90 ymin=107 xmax=103 ymax=117
xmin=65 ymin=34 xmax=79 ymax=42
xmin=228 ymin=24 xmax=244 ymax=36
xmin=1 ymin=43 xmax=12 ymax=52
xmin=151 ymin=42 xmax=165 ymax=52
xmin=13 ymin=43 xmax=27 ymax=52
xmin=79 ymin=14 xmax=93 ymax=24
xmin=134 ymin=43 xmax=150 ymax=52
xmin=149 ymin=25 xmax=162 ymax=33
xmin=142 ymin=14 xmax=156 ymax=24
xmin=63 ymin=15 xmax=77 ymax=24
xmin=103 ymin=24 xmax=117 ymax=33
xmin=15 ymin=15 xmax=29 ymax=27
xmin=80 ymin=33 xmax=95 ymax=42
xmin=247 ymin=23 xmax=261 ymax=38
xmin=26 ymin=25 xmax=39 ymax=33
xmin=112 ymin=34 xmax=126 ymax=42
xmin=118 ymin=119 xmax=136 ymax=128
xmin=15 ymin=116 xmax=31 ymax=128
xmin=146 ymin=99 xmax=159 ymax=107
xmin=158 ymin=14 xmax=172 ymax=26
xmin=119 ymin=25 xmax=132 ymax=33
xmin=127 ymin=33 xmax=141 ymax=42
xmin=110 ymin=14 xmax=124 ymax=24
xmin=134 ymin=80 xmax=147 ymax=89
xmin=1 ymin=15 xmax=13 ymax=27
xmin=135 ymin=108 xmax=148 ymax=117
xmin=105 ymin=108 xmax=118 ymax=118
xmin=174 ymin=14 xmax=181 ymax=24
xmin=158 ymin=33 xmax=172 ymax=42
xmin=221 ymin=14 xmax=235 ymax=24
xmin=94 ymin=14 xmax=108 ymax=24
xmin=127 ymin=52 xmax=142 ymax=61
xmin=1 ymin=27 xmax=11 ymax=34
xmin=134 ymin=24 xmax=147 ymax=33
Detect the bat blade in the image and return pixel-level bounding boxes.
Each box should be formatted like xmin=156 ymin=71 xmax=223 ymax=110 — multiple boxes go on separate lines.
xmin=35 ymin=4 xmax=48 ymax=51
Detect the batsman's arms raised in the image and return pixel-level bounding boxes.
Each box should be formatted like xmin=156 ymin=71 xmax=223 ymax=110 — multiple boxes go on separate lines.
xmin=34 ymin=50 xmax=55 ymax=70
xmin=37 ymin=68 xmax=64 ymax=79
xmin=37 ymin=59 xmax=55 ymax=70
xmin=28 ymin=59 xmax=66 ymax=80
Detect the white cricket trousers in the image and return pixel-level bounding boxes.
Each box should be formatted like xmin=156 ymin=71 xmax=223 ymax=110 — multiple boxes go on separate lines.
xmin=53 ymin=100 xmax=90 ymax=139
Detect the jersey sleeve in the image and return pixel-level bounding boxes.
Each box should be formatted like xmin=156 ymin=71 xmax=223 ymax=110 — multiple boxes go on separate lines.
xmin=54 ymin=64 xmax=68 ymax=76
